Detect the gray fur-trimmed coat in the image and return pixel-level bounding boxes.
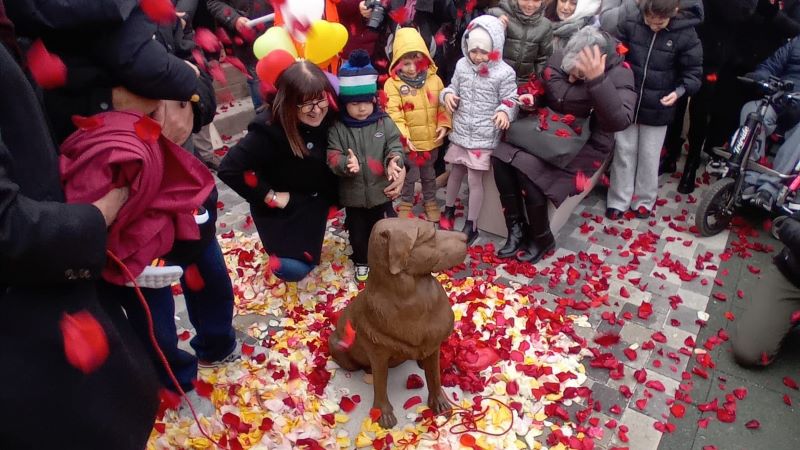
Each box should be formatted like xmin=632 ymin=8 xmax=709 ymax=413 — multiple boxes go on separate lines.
xmin=440 ymin=15 xmax=519 ymax=149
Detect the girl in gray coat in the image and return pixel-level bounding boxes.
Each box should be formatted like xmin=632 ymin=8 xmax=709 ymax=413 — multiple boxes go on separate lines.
xmin=440 ymin=15 xmax=519 ymax=245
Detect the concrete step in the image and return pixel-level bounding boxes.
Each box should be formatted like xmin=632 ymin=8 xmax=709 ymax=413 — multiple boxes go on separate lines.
xmin=213 ymin=62 xmax=251 ymax=103
xmin=213 ymin=96 xmax=256 ymax=139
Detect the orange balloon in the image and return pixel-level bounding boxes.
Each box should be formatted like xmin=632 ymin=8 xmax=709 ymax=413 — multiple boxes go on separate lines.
xmin=256 ymin=49 xmax=296 ymax=86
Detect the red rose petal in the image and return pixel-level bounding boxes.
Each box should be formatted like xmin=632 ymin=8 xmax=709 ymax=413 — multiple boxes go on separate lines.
xmin=403 ymin=395 xmax=422 ymax=409
xmin=60 ymin=311 xmax=109 ymax=374
xmin=670 ymin=403 xmax=686 ymax=418
xmin=745 ymin=419 xmax=760 ymax=429
xmin=784 ymin=376 xmax=799 ymax=390
xmin=140 ymin=0 xmax=177 ymax=24
xmin=339 ymin=396 xmax=356 ymax=413
xmin=406 ymin=374 xmax=424 ymax=389
xmin=133 ymin=116 xmax=162 ymax=143
xmin=184 ymin=264 xmax=205 ymax=291
xmin=27 ymin=39 xmax=67 ymax=89
xmin=638 ymin=302 xmax=653 ymax=319
xmin=71 ymin=115 xmax=104 ymax=131
xmin=192 ymin=379 xmax=214 ymax=398
xmin=243 ymin=171 xmax=258 ymax=188
xmin=369 ymin=408 xmax=382 ymax=422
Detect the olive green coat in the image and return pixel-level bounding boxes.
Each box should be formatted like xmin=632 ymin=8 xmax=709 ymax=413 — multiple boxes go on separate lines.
xmin=327 ymin=117 xmax=405 ymax=208
xmin=488 ymin=0 xmax=553 ymax=85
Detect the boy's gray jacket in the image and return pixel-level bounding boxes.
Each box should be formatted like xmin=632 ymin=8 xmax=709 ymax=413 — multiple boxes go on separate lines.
xmin=440 ymin=14 xmax=519 ymax=149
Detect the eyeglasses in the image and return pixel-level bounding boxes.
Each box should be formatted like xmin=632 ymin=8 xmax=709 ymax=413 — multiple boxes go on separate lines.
xmin=297 ymin=98 xmax=329 ymax=114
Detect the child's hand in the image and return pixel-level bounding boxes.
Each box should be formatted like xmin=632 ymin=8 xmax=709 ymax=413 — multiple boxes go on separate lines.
xmin=499 ymin=15 xmax=509 ymax=28
xmin=406 ymin=140 xmax=417 ymax=153
xmin=346 ymin=149 xmax=360 ymax=174
xmin=435 ymin=127 xmax=448 ymax=143
xmin=493 ymin=111 xmax=510 ymax=130
xmin=660 ymin=91 xmax=679 ymax=106
xmin=444 ymin=93 xmax=460 ymax=113
xmin=387 ymin=156 xmax=403 ymax=182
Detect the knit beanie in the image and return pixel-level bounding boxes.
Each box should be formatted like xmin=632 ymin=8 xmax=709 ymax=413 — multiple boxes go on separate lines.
xmin=465 ymin=27 xmax=492 ymax=52
xmin=338 ymin=50 xmax=378 ymax=103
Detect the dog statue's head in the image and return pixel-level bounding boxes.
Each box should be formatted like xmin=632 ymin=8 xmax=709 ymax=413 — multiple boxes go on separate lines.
xmin=368 ymin=218 xmax=467 ymax=276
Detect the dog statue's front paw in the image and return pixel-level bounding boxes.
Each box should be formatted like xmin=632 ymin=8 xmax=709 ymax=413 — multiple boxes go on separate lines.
xmin=428 ymin=391 xmax=451 ymax=416
xmin=377 ymin=406 xmax=397 ymax=428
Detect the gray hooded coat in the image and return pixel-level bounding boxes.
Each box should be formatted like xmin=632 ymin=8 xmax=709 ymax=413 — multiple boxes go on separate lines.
xmin=440 ymin=15 xmax=519 ymax=149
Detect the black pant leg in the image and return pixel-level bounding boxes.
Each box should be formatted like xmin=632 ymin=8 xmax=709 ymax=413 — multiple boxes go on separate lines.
xmin=664 ymin=95 xmax=689 ymax=161
xmin=345 ymin=207 xmax=370 ymax=265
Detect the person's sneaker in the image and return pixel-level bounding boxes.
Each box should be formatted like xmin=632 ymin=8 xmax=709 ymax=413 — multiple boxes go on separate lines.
xmin=178 ymin=388 xmax=217 ymax=418
xmin=197 ymin=343 xmax=242 ymax=369
xmin=605 ymin=208 xmax=623 ymax=220
xmin=633 ymin=206 xmax=651 ymax=219
xmin=355 ymin=264 xmax=370 ymax=283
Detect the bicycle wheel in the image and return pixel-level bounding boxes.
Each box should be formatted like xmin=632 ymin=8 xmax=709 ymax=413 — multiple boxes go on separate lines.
xmin=695 ymin=178 xmax=736 ymax=237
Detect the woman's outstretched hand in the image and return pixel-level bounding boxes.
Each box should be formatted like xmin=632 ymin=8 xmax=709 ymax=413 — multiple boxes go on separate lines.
xmin=387 ymin=156 xmax=403 ymax=182
xmin=384 ymin=167 xmax=406 ymax=200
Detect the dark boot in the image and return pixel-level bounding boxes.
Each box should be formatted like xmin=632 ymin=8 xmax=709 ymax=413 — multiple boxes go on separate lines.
xmin=440 ymin=206 xmax=456 ymax=230
xmin=497 ymin=194 xmax=526 ymax=258
xmin=677 ymin=152 xmax=700 ymax=194
xmin=461 ymin=220 xmax=479 ymax=245
xmin=517 ymin=201 xmax=555 ymax=264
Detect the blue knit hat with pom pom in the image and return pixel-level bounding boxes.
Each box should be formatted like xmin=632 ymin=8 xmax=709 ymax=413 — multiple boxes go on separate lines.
xmin=338 ymin=50 xmax=378 ymax=103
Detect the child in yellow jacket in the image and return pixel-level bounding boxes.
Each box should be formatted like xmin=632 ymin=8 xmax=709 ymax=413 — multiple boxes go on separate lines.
xmin=383 ymin=27 xmax=451 ymax=222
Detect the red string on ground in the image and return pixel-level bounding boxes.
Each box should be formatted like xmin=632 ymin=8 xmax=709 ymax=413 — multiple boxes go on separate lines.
xmin=106 ymin=250 xmax=222 ymax=449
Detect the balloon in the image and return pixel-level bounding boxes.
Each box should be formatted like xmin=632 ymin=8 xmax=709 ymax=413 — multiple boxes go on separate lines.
xmin=305 ymin=20 xmax=348 ymax=65
xmin=281 ymin=0 xmax=325 ymax=42
xmin=324 ymin=71 xmax=339 ymax=95
xmin=256 ymin=50 xmax=296 ymax=86
xmin=253 ymin=26 xmax=298 ymax=60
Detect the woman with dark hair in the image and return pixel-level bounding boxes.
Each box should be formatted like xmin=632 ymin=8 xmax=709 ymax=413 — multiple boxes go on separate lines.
xmin=543 ymin=0 xmax=601 ymax=51
xmin=492 ymin=27 xmax=636 ymax=262
xmin=219 ymin=61 xmax=405 ymax=282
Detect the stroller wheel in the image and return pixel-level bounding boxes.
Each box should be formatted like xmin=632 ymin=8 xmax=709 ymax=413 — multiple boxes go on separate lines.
xmin=695 ymin=178 xmax=736 ymax=237
xmin=772 ymin=216 xmax=788 ymax=240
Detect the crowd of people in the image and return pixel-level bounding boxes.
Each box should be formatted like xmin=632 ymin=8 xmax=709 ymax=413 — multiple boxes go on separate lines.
xmin=3 ymin=0 xmax=800 ymax=447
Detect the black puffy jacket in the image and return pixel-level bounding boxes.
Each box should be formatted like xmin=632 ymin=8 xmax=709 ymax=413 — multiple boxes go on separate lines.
xmin=775 ymin=217 xmax=800 ymax=289
xmin=617 ymin=3 xmax=703 ymax=125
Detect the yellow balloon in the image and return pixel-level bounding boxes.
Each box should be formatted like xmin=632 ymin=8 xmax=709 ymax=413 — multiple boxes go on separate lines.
xmin=253 ymin=26 xmax=298 ymax=60
xmin=305 ymin=20 xmax=348 ymax=65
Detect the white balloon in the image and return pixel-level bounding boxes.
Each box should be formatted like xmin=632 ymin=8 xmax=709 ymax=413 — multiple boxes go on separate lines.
xmin=281 ymin=0 xmax=325 ymax=42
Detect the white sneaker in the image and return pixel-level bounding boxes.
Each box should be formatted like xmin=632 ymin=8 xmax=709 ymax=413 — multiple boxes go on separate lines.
xmin=706 ymin=159 xmax=727 ymax=176
xmin=125 ymin=264 xmax=183 ymax=289
xmin=197 ymin=342 xmax=242 ymax=369
xmin=355 ymin=264 xmax=369 ymax=283
xmin=178 ymin=388 xmax=217 ymax=418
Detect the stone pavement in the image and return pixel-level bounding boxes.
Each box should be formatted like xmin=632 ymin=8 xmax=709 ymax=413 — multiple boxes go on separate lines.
xmin=169 ymin=129 xmax=800 ymax=449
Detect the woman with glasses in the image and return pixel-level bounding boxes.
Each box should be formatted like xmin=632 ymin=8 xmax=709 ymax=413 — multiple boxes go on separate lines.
xmin=220 ymin=61 xmax=406 ymax=281
xmin=490 ymin=27 xmax=636 ymax=262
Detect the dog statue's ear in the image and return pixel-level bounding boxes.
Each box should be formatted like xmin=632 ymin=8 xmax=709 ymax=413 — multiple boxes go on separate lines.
xmin=383 ymin=226 xmax=418 ymax=275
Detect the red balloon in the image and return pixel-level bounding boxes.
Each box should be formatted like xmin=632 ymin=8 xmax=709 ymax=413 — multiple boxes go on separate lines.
xmin=256 ymin=50 xmax=296 ymax=86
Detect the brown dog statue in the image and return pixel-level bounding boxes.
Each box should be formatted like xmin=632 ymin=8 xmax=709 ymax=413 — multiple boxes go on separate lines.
xmin=328 ymin=218 xmax=467 ymax=428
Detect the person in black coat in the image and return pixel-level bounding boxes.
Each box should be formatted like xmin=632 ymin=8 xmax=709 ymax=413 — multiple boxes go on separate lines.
xmin=731 ymin=216 xmax=800 ymax=366
xmin=606 ymin=0 xmax=702 ymax=219
xmin=219 ymin=61 xmax=406 ymax=282
xmin=0 ymin=6 xmax=158 ymax=448
xmin=6 ymin=0 xmax=208 ymax=143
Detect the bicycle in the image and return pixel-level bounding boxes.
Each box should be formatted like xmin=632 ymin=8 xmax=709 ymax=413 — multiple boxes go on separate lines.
xmin=695 ymin=76 xmax=800 ymax=237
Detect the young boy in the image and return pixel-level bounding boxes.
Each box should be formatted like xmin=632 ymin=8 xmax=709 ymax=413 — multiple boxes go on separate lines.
xmin=328 ymin=50 xmax=405 ymax=282
xmin=606 ymin=0 xmax=702 ymax=220
xmin=384 ymin=27 xmax=451 ymax=222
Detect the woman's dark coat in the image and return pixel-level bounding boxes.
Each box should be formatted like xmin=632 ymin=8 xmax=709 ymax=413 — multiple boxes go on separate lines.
xmin=0 ymin=37 xmax=158 ymax=450
xmin=218 ymin=111 xmax=338 ymax=264
xmin=493 ymin=40 xmax=637 ymax=206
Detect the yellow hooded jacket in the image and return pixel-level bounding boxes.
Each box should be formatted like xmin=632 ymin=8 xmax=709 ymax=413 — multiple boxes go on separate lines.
xmin=383 ymin=28 xmax=451 ymax=152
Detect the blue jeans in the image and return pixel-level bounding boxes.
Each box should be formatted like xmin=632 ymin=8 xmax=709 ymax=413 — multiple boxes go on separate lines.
xmin=247 ymin=77 xmax=263 ymax=110
xmin=99 ymin=239 xmax=236 ymax=392
xmin=274 ymin=258 xmax=314 ymax=282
